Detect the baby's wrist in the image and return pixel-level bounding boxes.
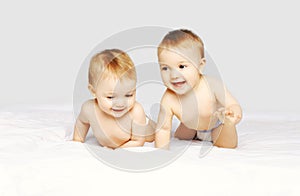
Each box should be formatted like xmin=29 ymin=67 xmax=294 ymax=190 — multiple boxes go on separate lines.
xmin=223 ymin=118 xmax=236 ymax=126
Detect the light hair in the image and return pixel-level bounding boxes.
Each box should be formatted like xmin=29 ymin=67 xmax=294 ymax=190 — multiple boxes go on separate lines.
xmin=158 ymin=29 xmax=205 ymax=58
xmin=88 ymin=49 xmax=136 ymax=87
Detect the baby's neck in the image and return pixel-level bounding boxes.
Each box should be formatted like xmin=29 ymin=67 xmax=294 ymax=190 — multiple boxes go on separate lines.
xmin=192 ymin=75 xmax=205 ymax=91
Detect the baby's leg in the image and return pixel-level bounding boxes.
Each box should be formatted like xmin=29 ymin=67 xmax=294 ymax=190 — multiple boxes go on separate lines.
xmin=211 ymin=120 xmax=237 ymax=148
xmin=174 ymin=123 xmax=197 ymax=140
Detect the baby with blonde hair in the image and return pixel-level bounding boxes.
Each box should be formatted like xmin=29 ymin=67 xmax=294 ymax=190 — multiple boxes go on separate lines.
xmin=155 ymin=29 xmax=242 ymax=149
xmin=73 ymin=49 xmax=154 ymax=149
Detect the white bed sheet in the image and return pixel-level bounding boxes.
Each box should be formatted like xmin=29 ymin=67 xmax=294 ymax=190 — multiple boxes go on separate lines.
xmin=0 ymin=105 xmax=300 ymax=196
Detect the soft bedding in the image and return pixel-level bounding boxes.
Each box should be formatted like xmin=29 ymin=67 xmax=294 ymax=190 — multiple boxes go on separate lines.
xmin=0 ymin=105 xmax=300 ymax=196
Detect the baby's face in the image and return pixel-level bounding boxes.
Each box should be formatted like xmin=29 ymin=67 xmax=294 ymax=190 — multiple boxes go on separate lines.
xmin=158 ymin=48 xmax=202 ymax=95
xmin=94 ymin=76 xmax=136 ymax=118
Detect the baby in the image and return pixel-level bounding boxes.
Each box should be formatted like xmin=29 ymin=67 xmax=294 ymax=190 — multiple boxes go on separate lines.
xmin=73 ymin=49 xmax=154 ymax=149
xmin=155 ymin=29 xmax=242 ymax=149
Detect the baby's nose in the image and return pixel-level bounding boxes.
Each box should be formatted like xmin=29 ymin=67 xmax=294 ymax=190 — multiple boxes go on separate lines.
xmin=170 ymin=69 xmax=180 ymax=79
xmin=113 ymin=99 xmax=126 ymax=107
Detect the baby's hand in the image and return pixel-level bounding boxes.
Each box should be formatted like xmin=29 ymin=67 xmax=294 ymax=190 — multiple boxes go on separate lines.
xmin=215 ymin=106 xmax=242 ymax=125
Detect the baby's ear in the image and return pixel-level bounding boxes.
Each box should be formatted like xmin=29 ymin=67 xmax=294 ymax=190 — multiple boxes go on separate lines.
xmin=88 ymin=84 xmax=96 ymax=97
xmin=198 ymin=58 xmax=206 ymax=74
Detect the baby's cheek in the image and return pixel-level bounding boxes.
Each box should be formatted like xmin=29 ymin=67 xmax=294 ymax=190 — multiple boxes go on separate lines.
xmin=102 ymin=99 xmax=112 ymax=107
xmin=127 ymin=98 xmax=135 ymax=108
xmin=162 ymin=75 xmax=170 ymax=84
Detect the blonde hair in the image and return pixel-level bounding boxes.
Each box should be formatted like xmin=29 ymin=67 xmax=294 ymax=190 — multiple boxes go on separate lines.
xmin=158 ymin=29 xmax=205 ymax=58
xmin=88 ymin=49 xmax=136 ymax=87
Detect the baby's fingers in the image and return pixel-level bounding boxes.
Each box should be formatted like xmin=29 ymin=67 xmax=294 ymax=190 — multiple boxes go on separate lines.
xmin=235 ymin=114 xmax=242 ymax=123
xmin=214 ymin=108 xmax=226 ymax=122
xmin=228 ymin=113 xmax=241 ymax=124
xmin=225 ymin=110 xmax=233 ymax=116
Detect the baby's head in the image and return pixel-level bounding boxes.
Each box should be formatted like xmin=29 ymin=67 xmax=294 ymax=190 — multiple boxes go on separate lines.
xmin=157 ymin=29 xmax=206 ymax=95
xmin=88 ymin=49 xmax=137 ymax=117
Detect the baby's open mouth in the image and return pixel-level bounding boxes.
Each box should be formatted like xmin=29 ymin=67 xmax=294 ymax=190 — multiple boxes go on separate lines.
xmin=171 ymin=81 xmax=186 ymax=88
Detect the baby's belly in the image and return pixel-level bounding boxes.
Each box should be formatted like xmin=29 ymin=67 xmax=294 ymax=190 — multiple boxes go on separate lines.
xmin=176 ymin=99 xmax=219 ymax=130
xmin=180 ymin=113 xmax=219 ymax=131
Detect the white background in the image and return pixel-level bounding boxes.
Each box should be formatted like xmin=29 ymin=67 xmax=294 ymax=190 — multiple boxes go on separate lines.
xmin=1 ymin=0 xmax=299 ymax=113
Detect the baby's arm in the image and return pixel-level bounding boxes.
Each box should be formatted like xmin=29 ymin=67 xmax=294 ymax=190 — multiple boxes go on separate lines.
xmin=73 ymin=102 xmax=91 ymax=142
xmin=208 ymin=77 xmax=242 ymax=148
xmin=155 ymin=92 xmax=173 ymax=149
xmin=210 ymin=76 xmax=242 ymax=124
xmin=145 ymin=118 xmax=156 ymax=142
xmin=118 ymin=103 xmax=146 ymax=148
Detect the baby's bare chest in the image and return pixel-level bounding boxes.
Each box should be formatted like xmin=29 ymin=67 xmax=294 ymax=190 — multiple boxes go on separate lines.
xmin=89 ymin=111 xmax=132 ymax=148
xmin=173 ymin=89 xmax=218 ymax=129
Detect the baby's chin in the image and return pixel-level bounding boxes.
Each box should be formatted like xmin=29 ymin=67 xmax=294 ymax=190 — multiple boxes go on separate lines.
xmin=109 ymin=106 xmax=134 ymax=118
xmin=168 ymin=86 xmax=191 ymax=95
xmin=110 ymin=110 xmax=128 ymax=118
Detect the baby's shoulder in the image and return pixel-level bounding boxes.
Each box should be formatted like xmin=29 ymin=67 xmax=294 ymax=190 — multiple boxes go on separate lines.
xmin=203 ymin=75 xmax=221 ymax=84
xmin=160 ymin=89 xmax=178 ymax=107
xmin=80 ymin=99 xmax=95 ymax=115
xmin=76 ymin=99 xmax=95 ymax=123
xmin=129 ymin=102 xmax=147 ymax=124
xmin=130 ymin=101 xmax=145 ymax=116
xmin=202 ymin=75 xmax=227 ymax=97
xmin=203 ymin=75 xmax=224 ymax=89
xmin=162 ymin=89 xmax=177 ymax=99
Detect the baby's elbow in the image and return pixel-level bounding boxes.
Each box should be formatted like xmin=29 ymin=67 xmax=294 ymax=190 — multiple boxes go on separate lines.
xmin=225 ymin=143 xmax=237 ymax=149
xmin=140 ymin=138 xmax=146 ymax=146
xmin=73 ymin=138 xmax=84 ymax=143
xmin=215 ymin=143 xmax=237 ymax=149
xmin=136 ymin=137 xmax=146 ymax=146
xmin=73 ymin=135 xmax=85 ymax=143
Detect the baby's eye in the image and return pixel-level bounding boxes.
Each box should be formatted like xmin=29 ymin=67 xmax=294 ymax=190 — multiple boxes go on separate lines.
xmin=161 ymin=66 xmax=168 ymax=71
xmin=125 ymin=94 xmax=133 ymax=97
xmin=179 ymin=64 xmax=186 ymax=69
xmin=106 ymin=96 xmax=114 ymax=99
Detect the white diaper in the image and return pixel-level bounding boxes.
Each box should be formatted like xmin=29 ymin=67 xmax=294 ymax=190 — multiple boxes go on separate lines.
xmin=195 ymin=120 xmax=223 ymax=142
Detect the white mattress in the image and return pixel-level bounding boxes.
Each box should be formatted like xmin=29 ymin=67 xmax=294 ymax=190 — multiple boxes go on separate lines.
xmin=1 ymin=105 xmax=300 ymax=196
